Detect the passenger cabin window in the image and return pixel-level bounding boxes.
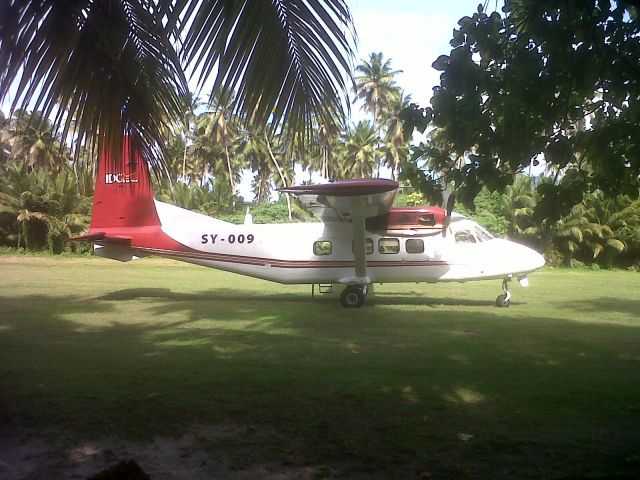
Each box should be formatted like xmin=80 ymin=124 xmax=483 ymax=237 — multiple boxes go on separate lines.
xmin=379 ymin=237 xmax=400 ymax=254
xmin=454 ymin=230 xmax=476 ymax=244
xmin=313 ymin=241 xmax=332 ymax=255
xmin=406 ymin=238 xmax=425 ymax=254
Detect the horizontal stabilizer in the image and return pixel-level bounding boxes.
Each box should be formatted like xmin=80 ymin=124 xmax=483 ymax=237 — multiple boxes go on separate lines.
xmin=69 ymin=232 xmax=132 ymax=245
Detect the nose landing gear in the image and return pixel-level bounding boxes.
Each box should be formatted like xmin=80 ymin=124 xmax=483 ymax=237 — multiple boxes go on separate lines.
xmin=496 ymin=277 xmax=511 ymax=307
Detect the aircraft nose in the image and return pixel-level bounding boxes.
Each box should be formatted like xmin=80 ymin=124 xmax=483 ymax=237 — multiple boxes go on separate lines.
xmin=521 ymin=245 xmax=545 ymax=271
xmin=532 ymin=249 xmax=545 ymax=270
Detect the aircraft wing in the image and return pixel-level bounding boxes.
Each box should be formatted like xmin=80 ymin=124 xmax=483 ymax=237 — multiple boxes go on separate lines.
xmin=280 ymin=179 xmax=399 ymax=284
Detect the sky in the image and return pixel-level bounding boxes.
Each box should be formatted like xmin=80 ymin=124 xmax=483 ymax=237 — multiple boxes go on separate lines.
xmin=347 ymin=0 xmax=500 ymax=119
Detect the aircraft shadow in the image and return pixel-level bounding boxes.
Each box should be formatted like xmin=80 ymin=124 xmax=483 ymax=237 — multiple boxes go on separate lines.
xmin=99 ymin=287 xmax=503 ymax=308
xmin=370 ymin=292 xmax=498 ymax=308
xmin=98 ymin=287 xmax=333 ymax=305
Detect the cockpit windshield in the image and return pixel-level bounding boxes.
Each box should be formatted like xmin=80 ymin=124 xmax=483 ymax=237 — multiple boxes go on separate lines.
xmin=452 ymin=221 xmax=494 ymax=244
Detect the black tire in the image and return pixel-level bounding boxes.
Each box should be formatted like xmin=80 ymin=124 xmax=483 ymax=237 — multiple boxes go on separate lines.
xmin=341 ymin=286 xmax=365 ymax=308
xmin=495 ymin=294 xmax=510 ymax=308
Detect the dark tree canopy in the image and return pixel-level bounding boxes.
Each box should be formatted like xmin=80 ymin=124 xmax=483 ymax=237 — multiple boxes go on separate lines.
xmin=403 ymin=0 xmax=640 ymax=218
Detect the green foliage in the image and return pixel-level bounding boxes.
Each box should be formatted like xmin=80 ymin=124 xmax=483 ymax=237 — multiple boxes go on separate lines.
xmin=0 ymin=162 xmax=91 ymax=253
xmin=219 ymin=199 xmax=314 ymax=224
xmin=402 ymin=0 xmax=640 ymax=215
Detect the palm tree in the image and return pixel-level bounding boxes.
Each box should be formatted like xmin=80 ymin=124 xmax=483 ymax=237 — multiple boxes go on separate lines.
xmin=0 ymin=1 xmax=355 ymax=169
xmin=338 ymin=121 xmax=377 ymax=179
xmin=8 ymin=110 xmax=70 ymax=172
xmin=381 ymin=92 xmax=412 ymax=179
xmin=502 ymin=175 xmax=537 ymax=239
xmin=0 ymin=162 xmax=90 ymax=251
xmin=0 ymin=111 xmax=10 ymax=164
xmin=236 ymin=125 xmax=274 ymax=202
xmin=354 ymin=52 xmax=402 ymax=176
xmin=197 ymin=92 xmax=244 ymax=192
xmin=178 ymin=92 xmax=202 ymax=180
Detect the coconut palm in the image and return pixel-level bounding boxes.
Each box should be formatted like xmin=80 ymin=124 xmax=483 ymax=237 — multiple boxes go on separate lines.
xmin=381 ymin=91 xmax=412 ymax=179
xmin=0 ymin=1 xmax=355 ymax=168
xmin=0 ymin=111 xmax=10 ymax=164
xmin=353 ymin=52 xmax=402 ymax=176
xmin=236 ymin=126 xmax=275 ymax=202
xmin=0 ymin=162 xmax=90 ymax=251
xmin=7 ymin=110 xmax=70 ymax=172
xmin=338 ymin=121 xmax=377 ymax=179
xmin=196 ymin=92 xmax=244 ymax=191
xmin=502 ymin=175 xmax=537 ymax=239
xmin=177 ymin=92 xmax=202 ymax=180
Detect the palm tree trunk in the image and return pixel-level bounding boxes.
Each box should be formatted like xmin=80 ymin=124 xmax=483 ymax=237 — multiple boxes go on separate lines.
xmin=224 ymin=141 xmax=235 ymax=191
xmin=265 ymin=134 xmax=292 ymax=221
xmin=182 ymin=140 xmax=188 ymax=180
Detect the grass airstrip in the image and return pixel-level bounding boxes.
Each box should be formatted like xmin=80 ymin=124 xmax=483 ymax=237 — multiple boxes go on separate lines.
xmin=1 ymin=255 xmax=639 ymax=479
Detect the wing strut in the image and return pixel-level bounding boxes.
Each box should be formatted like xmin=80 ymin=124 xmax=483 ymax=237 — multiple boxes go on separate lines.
xmin=351 ymin=197 xmax=367 ymax=281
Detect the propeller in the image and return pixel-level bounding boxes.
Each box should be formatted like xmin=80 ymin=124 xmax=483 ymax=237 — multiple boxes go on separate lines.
xmin=442 ymin=192 xmax=456 ymax=238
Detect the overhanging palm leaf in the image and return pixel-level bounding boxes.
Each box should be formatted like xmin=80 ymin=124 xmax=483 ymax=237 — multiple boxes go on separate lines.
xmin=178 ymin=0 xmax=355 ymax=144
xmin=1 ymin=0 xmax=355 ymax=168
xmin=0 ymin=0 xmax=188 ymax=163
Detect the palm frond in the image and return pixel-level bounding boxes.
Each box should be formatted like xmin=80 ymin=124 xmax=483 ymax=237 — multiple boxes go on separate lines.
xmin=178 ymin=0 xmax=355 ymax=144
xmin=1 ymin=0 xmax=188 ymax=163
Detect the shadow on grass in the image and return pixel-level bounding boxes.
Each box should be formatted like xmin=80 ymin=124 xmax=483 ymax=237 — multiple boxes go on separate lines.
xmin=99 ymin=287 xmax=500 ymax=309
xmin=555 ymin=296 xmax=640 ymax=318
xmin=1 ymin=289 xmax=639 ymax=479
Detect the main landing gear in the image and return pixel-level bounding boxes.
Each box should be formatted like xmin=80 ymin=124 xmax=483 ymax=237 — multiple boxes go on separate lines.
xmin=341 ymin=285 xmax=367 ymax=308
xmin=495 ymin=277 xmax=511 ymax=308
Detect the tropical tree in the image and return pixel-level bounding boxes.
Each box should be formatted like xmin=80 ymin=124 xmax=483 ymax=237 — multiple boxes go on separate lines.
xmin=7 ymin=110 xmax=70 ymax=172
xmin=0 ymin=1 xmax=355 ymax=170
xmin=381 ymin=91 xmax=412 ymax=179
xmin=177 ymin=92 xmax=202 ymax=180
xmin=353 ymin=52 xmax=402 ymax=176
xmin=403 ymin=0 xmax=640 ymax=212
xmin=0 ymin=111 xmax=10 ymax=164
xmin=502 ymin=175 xmax=537 ymax=239
xmin=195 ymin=92 xmax=244 ymax=192
xmin=338 ymin=121 xmax=377 ymax=179
xmin=0 ymin=162 xmax=90 ymax=252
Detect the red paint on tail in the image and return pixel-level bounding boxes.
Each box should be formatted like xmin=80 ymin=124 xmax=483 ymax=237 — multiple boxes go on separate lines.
xmin=90 ymin=138 xmax=160 ymax=229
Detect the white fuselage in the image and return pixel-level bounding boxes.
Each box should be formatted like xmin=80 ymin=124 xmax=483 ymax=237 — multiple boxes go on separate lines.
xmin=122 ymin=201 xmax=546 ymax=286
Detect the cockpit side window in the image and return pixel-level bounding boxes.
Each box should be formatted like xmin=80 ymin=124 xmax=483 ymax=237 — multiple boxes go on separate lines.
xmin=454 ymin=230 xmax=476 ymax=244
xmin=473 ymin=226 xmax=494 ymax=242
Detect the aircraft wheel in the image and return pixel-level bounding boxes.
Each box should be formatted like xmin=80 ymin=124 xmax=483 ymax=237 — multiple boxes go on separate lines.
xmin=495 ymin=294 xmax=510 ymax=308
xmin=341 ymin=286 xmax=365 ymax=308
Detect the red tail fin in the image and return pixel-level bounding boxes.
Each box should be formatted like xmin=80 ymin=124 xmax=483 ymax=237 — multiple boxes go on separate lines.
xmin=91 ymin=138 xmax=160 ymax=229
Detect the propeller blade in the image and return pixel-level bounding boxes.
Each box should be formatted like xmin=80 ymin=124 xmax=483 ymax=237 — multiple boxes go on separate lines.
xmin=442 ymin=193 xmax=455 ymax=237
xmin=446 ymin=193 xmax=456 ymax=217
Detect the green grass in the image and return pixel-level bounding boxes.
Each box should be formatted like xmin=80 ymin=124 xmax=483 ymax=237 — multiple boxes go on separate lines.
xmin=1 ymin=255 xmax=639 ymax=478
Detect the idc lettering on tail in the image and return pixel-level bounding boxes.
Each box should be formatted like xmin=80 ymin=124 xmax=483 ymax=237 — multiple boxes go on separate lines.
xmin=105 ymin=173 xmax=139 ymax=184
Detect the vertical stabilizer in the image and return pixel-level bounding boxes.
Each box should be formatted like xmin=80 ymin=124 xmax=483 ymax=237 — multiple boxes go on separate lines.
xmin=90 ymin=138 xmax=160 ymax=229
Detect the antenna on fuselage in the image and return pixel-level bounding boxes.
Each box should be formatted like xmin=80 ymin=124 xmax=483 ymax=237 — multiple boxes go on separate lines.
xmin=244 ymin=207 xmax=253 ymax=225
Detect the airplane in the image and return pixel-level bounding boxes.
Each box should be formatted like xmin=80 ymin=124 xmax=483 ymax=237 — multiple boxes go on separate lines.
xmin=71 ymin=140 xmax=545 ymax=308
